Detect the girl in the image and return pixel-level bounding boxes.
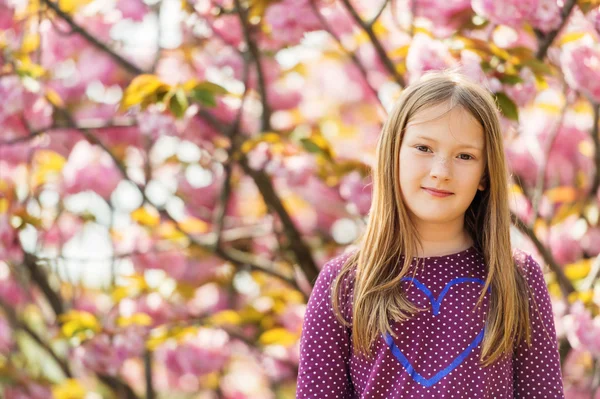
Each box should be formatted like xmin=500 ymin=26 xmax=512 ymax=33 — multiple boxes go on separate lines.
xmin=296 ymin=70 xmax=565 ymax=398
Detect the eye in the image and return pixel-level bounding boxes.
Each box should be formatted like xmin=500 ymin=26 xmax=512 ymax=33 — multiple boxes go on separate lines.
xmin=458 ymin=154 xmax=474 ymax=160
xmin=415 ymin=145 xmax=431 ymax=153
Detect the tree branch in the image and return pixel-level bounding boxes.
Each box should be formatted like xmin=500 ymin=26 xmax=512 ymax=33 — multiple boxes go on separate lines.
xmin=339 ymin=0 xmax=405 ymax=87
xmin=309 ymin=0 xmax=386 ymax=114
xmin=589 ymin=103 xmax=600 ymax=200
xmin=367 ymin=0 xmax=390 ymax=28
xmin=40 ymin=0 xmax=145 ymax=75
xmin=234 ymin=0 xmax=271 ymax=131
xmin=0 ymin=297 xmax=73 ymax=379
xmin=535 ymin=0 xmax=577 ymax=59
xmin=510 ymin=211 xmax=575 ymax=298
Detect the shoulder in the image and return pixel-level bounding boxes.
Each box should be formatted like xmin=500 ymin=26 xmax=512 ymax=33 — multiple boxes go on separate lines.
xmin=312 ymin=249 xmax=357 ymax=300
xmin=512 ymin=248 xmax=542 ymax=276
xmin=512 ymin=248 xmax=548 ymax=290
xmin=320 ymin=249 xmax=357 ymax=276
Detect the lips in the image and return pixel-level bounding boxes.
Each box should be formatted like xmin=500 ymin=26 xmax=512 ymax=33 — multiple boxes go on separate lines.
xmin=422 ymin=187 xmax=454 ymax=197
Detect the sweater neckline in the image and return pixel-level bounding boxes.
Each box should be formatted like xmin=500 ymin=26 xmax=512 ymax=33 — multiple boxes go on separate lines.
xmin=411 ymin=245 xmax=476 ymax=260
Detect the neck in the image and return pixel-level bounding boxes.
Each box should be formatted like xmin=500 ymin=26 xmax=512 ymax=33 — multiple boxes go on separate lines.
xmin=413 ymin=219 xmax=473 ymax=258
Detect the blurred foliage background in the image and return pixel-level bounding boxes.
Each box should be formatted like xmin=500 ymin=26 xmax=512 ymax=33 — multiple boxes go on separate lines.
xmin=1 ymin=0 xmax=600 ymax=397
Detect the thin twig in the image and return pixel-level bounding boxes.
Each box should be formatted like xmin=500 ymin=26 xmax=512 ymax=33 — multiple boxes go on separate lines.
xmin=589 ymin=103 xmax=600 ymax=199
xmin=339 ymin=0 xmax=405 ymax=87
xmin=535 ymin=0 xmax=577 ymax=59
xmin=531 ymin=101 xmax=568 ymax=216
xmin=367 ymin=0 xmax=390 ymax=27
xmin=309 ymin=0 xmax=386 ymax=114
xmin=233 ymin=0 xmax=271 ymax=131
xmin=40 ymin=0 xmax=145 ymax=75
xmin=0 ymin=297 xmax=72 ymax=379
xmin=510 ymin=211 xmax=575 ymax=298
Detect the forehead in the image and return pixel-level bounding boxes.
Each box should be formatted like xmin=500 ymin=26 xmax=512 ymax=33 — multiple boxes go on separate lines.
xmin=404 ymin=103 xmax=484 ymax=148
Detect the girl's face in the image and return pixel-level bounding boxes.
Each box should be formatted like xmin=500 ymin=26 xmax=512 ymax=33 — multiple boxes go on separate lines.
xmin=398 ymin=103 xmax=486 ymax=231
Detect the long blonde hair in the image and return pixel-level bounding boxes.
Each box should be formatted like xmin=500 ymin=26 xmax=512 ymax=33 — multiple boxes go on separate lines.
xmin=332 ymin=70 xmax=531 ymax=367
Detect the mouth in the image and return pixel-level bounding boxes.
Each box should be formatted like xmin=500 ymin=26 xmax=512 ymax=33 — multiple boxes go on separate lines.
xmin=422 ymin=187 xmax=454 ymax=197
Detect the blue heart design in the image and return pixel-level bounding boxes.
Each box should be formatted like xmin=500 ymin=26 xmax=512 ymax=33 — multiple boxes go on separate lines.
xmin=384 ymin=277 xmax=491 ymax=388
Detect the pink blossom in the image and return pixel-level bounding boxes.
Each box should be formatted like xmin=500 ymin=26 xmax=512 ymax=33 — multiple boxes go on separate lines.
xmin=177 ymin=166 xmax=226 ymax=221
xmin=0 ymin=214 xmax=22 ymax=262
xmin=279 ymin=304 xmax=305 ymax=333
xmin=63 ymin=162 xmax=122 ymax=200
xmin=41 ymin=213 xmax=83 ymax=248
xmin=212 ymin=15 xmax=243 ymax=47
xmin=4 ymin=383 xmax=52 ymax=399
xmin=530 ymin=0 xmax=562 ymax=33
xmin=405 ymin=34 xmax=456 ymax=83
xmin=0 ymin=76 xmax=24 ymax=118
xmin=0 ymin=279 xmax=27 ymax=308
xmin=471 ymin=0 xmax=537 ymax=28
xmin=136 ymin=110 xmax=179 ymax=139
xmin=548 ymin=222 xmax=583 ymax=265
xmin=339 ymin=171 xmax=372 ymax=216
xmin=0 ymin=4 xmax=15 ymax=31
xmin=415 ymin=0 xmax=472 ymax=37
xmin=561 ymin=43 xmax=600 ymax=103
xmin=264 ymin=0 xmax=322 ymax=46
xmin=116 ymin=0 xmax=150 ymax=22
xmin=73 ymin=330 xmax=145 ymax=376
xmin=564 ymin=301 xmax=600 ymax=357
xmin=587 ymin=7 xmax=600 ymax=34
xmin=22 ymin=93 xmax=53 ymax=130
xmin=581 ymin=227 xmax=600 ymax=256
xmin=316 ymin=2 xmax=355 ymax=37
xmin=267 ymin=85 xmax=303 ymax=111
xmin=154 ymin=328 xmax=230 ymax=390
xmin=0 ymin=316 xmax=13 ymax=353
xmin=503 ymin=67 xmax=537 ymax=107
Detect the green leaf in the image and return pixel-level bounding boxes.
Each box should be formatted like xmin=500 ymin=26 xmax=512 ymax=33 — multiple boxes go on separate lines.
xmin=168 ymin=87 xmax=189 ymax=118
xmin=521 ymin=58 xmax=552 ymax=76
xmin=499 ymin=74 xmax=524 ymax=85
xmin=300 ymin=138 xmax=323 ymax=154
xmin=495 ymin=92 xmax=519 ymax=121
xmin=194 ymin=81 xmax=228 ymax=95
xmin=190 ymin=88 xmax=217 ymax=107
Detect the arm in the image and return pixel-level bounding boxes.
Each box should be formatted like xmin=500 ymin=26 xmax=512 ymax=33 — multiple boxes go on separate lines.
xmin=296 ymin=257 xmax=354 ymax=399
xmin=513 ymin=254 xmax=565 ymax=398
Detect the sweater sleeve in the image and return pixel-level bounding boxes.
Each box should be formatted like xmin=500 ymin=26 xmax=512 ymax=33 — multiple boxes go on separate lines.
xmin=513 ymin=254 xmax=565 ymax=398
xmin=296 ymin=257 xmax=354 ymax=399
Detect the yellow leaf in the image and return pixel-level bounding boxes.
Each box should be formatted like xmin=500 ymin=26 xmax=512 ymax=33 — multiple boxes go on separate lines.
xmin=545 ymin=186 xmax=578 ymax=203
xmin=121 ymin=74 xmax=170 ymax=111
xmin=568 ymin=289 xmax=595 ymax=304
xmin=558 ymin=32 xmax=588 ymax=46
xmin=564 ymin=259 xmax=592 ymax=280
xmin=0 ymin=198 xmax=8 ymax=213
xmin=59 ymin=310 xmax=100 ymax=339
xmin=57 ymin=0 xmax=93 ymax=14
xmin=178 ymin=217 xmax=209 ymax=234
xmin=45 ymin=88 xmax=64 ymax=107
xmin=52 ymin=379 xmax=86 ymax=399
xmin=131 ymin=206 xmax=160 ymax=227
xmin=157 ymin=221 xmax=187 ymax=241
xmin=117 ymin=313 xmax=153 ymax=327
xmin=536 ymin=102 xmax=562 ymax=114
xmin=209 ymin=310 xmax=242 ymax=325
xmin=258 ymin=328 xmax=298 ymax=346
xmin=21 ymin=33 xmax=40 ymax=53
xmin=390 ymin=44 xmax=410 ymax=59
xmin=33 ymin=150 xmax=66 ymax=187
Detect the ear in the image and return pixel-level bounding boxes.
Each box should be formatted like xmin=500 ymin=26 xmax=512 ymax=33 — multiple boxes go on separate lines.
xmin=478 ymin=174 xmax=487 ymax=191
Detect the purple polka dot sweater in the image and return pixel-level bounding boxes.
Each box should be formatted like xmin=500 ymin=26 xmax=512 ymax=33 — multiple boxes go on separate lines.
xmin=296 ymin=247 xmax=565 ymax=398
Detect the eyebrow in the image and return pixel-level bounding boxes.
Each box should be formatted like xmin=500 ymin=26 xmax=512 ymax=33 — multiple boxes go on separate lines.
xmin=413 ymin=135 xmax=483 ymax=151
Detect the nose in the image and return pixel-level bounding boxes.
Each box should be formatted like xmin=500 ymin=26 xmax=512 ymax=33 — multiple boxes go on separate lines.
xmin=429 ymin=156 xmax=452 ymax=180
